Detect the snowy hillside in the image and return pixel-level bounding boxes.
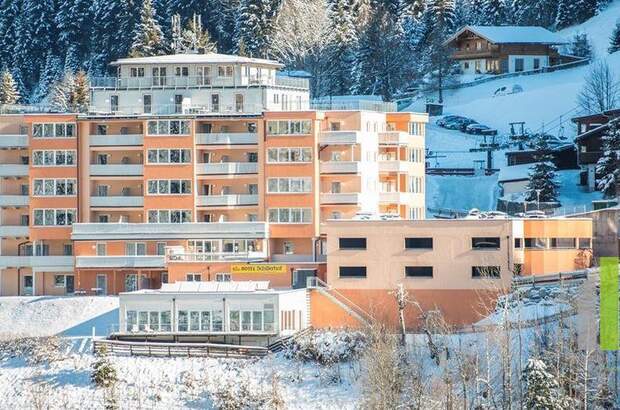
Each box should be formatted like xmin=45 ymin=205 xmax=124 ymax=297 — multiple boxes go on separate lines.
xmin=414 ymin=1 xmax=620 ymax=212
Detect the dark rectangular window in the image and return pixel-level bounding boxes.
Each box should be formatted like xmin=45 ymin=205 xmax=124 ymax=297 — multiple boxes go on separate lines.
xmin=472 ymin=237 xmax=500 ymax=249
xmin=578 ymin=238 xmax=592 ymax=249
xmin=514 ymin=238 xmax=522 ymax=248
xmin=339 ymin=266 xmax=367 ymax=278
xmin=405 ymin=266 xmax=433 ymax=277
xmin=524 ymin=238 xmax=547 ymax=249
xmin=472 ymin=266 xmax=501 ymax=278
xmin=549 ymin=238 xmax=576 ymax=249
xmin=339 ymin=238 xmax=367 ymax=250
xmin=405 ymin=237 xmax=433 ymax=249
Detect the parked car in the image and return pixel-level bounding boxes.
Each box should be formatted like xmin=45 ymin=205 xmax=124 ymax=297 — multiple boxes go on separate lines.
xmin=465 ymin=124 xmax=498 ymax=135
xmin=524 ymin=210 xmax=547 ymax=219
xmin=436 ymin=115 xmax=463 ymax=127
xmin=444 ymin=117 xmax=477 ymax=130
xmin=457 ymin=118 xmax=478 ymax=132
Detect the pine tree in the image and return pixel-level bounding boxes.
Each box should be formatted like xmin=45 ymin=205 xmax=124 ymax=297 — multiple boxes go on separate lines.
xmin=522 ymin=359 xmax=569 ymax=409
xmin=34 ymin=52 xmax=63 ymax=103
xmin=233 ymin=0 xmax=281 ymax=57
xmin=89 ymin=0 xmax=127 ymax=75
xmin=0 ymin=70 xmax=19 ymax=104
xmin=482 ymin=0 xmax=506 ymax=25
xmin=181 ymin=14 xmax=217 ymax=53
xmin=56 ymin=0 xmax=92 ymax=72
xmin=609 ymin=20 xmax=620 ymax=54
xmin=71 ymin=70 xmax=90 ymax=112
xmin=525 ymin=134 xmax=560 ymax=203
xmin=209 ymin=0 xmax=241 ymax=53
xmin=48 ymin=70 xmax=90 ymax=113
xmin=554 ymin=0 xmax=574 ymax=29
xmin=130 ymin=0 xmax=166 ymax=57
xmin=326 ymin=0 xmax=357 ymax=96
xmin=595 ymin=120 xmax=620 ymax=198
xmin=570 ymin=33 xmax=593 ymax=59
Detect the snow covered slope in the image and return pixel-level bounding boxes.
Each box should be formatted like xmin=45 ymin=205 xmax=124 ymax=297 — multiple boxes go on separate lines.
xmin=0 ymin=296 xmax=118 ymax=339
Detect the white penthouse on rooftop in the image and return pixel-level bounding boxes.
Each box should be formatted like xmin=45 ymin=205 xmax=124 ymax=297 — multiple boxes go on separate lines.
xmin=90 ymin=53 xmax=310 ymax=116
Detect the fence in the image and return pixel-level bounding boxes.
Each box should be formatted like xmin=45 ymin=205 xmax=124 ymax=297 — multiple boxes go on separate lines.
xmin=93 ymin=339 xmax=269 ymax=358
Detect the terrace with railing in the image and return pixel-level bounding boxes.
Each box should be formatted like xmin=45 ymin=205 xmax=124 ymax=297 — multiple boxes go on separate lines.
xmin=89 ymin=75 xmax=309 ymax=90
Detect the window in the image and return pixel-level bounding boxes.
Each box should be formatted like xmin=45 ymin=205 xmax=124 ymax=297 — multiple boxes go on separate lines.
xmin=54 ymin=275 xmax=66 ymax=288
xmin=197 ymin=66 xmax=211 ymax=85
xmin=186 ymin=273 xmax=201 ymax=282
xmin=229 ymin=310 xmax=240 ymax=331
xmin=217 ymin=66 xmax=233 ymax=77
xmin=32 ymin=150 xmax=76 ymax=166
xmin=146 ymin=120 xmax=191 ymax=135
xmin=152 ymin=67 xmax=167 ymax=86
xmin=408 ymin=122 xmax=425 ymax=136
xmin=578 ymin=238 xmax=592 ymax=249
xmin=110 ymin=95 xmax=119 ymax=112
xmin=63 ymin=244 xmax=73 ymax=256
xmin=147 ymin=179 xmax=191 ymax=195
xmin=267 ymin=177 xmax=312 ymax=193
xmin=533 ymin=58 xmax=540 ymax=70
xmin=147 ymin=209 xmax=192 ymax=223
xmin=130 ymin=67 xmax=145 ymax=77
xmin=514 ymin=238 xmax=522 ymax=248
xmin=32 ymin=123 xmax=76 ymax=138
xmin=33 ymin=209 xmax=76 ymax=226
xmin=143 ymin=94 xmax=152 ymax=114
xmin=96 ymin=243 xmax=106 ymax=256
xmin=339 ymin=266 xmax=367 ymax=278
xmin=216 ymin=273 xmax=231 ymax=282
xmin=339 ymin=238 xmax=367 ymax=250
xmin=524 ymin=238 xmax=547 ymax=249
xmin=33 ymin=179 xmax=76 ymax=196
xmin=98 ymin=215 xmax=109 ymax=223
xmin=211 ymin=94 xmax=220 ymax=112
xmin=268 ymin=208 xmax=312 ymax=223
xmin=267 ymin=120 xmax=312 ymax=135
xmin=125 ymin=242 xmax=146 ymax=256
xmin=472 ymin=266 xmax=501 ymax=279
xmin=125 ymin=274 xmax=138 ymax=292
xmin=405 ymin=237 xmax=433 ymax=249
xmin=472 ymin=237 xmax=501 ymax=249
xmin=147 ymin=149 xmax=191 ymax=164
xmin=283 ymin=241 xmax=295 ymax=255
xmin=515 ymin=58 xmax=524 ymax=72
xmin=550 ymin=238 xmax=576 ymax=249
xmin=235 ymin=94 xmax=244 ymax=112
xmin=405 ymin=266 xmax=433 ymax=278
xmin=267 ymin=147 xmax=312 ymax=163
xmin=156 ymin=242 xmax=166 ymax=256
xmin=175 ymin=66 xmax=189 ymax=77
xmin=331 ymin=211 xmax=342 ymax=220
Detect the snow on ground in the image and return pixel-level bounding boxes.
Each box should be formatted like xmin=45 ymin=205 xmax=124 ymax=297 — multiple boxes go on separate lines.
xmin=0 ymin=296 xmax=118 ymax=339
xmin=560 ymin=0 xmax=620 ymax=56
xmin=427 ymin=174 xmax=500 ymax=211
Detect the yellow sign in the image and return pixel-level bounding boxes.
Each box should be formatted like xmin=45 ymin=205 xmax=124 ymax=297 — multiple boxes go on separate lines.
xmin=231 ymin=264 xmax=288 ymax=274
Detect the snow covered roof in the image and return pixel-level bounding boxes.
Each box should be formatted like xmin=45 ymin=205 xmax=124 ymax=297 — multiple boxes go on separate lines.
xmin=125 ymin=281 xmax=273 ymax=294
xmin=445 ymin=26 xmax=568 ymax=46
xmin=111 ymin=53 xmax=284 ymax=68
xmin=498 ymin=164 xmax=533 ymax=183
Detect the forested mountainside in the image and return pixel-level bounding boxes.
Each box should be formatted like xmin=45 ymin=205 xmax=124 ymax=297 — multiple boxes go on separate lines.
xmin=0 ymin=0 xmax=613 ymax=102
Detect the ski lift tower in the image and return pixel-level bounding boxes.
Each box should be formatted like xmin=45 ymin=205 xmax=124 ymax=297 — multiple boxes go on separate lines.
xmin=469 ymin=135 xmax=501 ymax=174
xmin=509 ymin=121 xmax=528 ymax=149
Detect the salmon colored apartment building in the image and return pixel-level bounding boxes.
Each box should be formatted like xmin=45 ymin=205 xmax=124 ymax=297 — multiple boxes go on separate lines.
xmin=0 ymin=52 xmax=427 ymax=297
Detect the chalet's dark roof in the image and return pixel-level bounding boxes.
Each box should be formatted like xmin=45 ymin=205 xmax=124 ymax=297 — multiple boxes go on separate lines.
xmin=571 ymin=108 xmax=620 ymax=123
xmin=505 ymin=144 xmax=575 ymax=156
xmin=444 ymin=26 xmax=568 ymax=47
xmin=575 ymin=119 xmax=618 ymax=142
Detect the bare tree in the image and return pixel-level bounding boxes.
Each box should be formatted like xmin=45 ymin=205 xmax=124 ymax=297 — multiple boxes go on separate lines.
xmin=577 ymin=61 xmax=620 ymax=113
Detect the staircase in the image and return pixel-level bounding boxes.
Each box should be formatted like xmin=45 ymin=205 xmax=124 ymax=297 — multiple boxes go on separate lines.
xmin=267 ymin=326 xmax=314 ymax=352
xmin=306 ymin=277 xmax=373 ymax=325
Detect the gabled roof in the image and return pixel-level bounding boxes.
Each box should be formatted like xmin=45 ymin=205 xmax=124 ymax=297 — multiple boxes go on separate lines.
xmin=444 ymin=26 xmax=568 ymax=46
xmin=111 ymin=52 xmax=284 ymax=68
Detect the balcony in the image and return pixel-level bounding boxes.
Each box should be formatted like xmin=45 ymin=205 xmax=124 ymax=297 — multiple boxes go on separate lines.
xmin=90 ymin=164 xmax=143 ymax=176
xmin=0 ymin=164 xmax=28 ymax=177
xmin=71 ymin=222 xmax=268 ymax=240
xmin=379 ymin=160 xmax=411 ymax=173
xmin=90 ymin=134 xmax=143 ymax=147
xmin=195 ymin=132 xmax=258 ymax=145
xmin=75 ymin=255 xmax=166 ymax=269
xmin=168 ymin=251 xmax=268 ymax=263
xmin=379 ymin=192 xmax=416 ymax=204
xmin=196 ymin=194 xmax=259 ymax=207
xmin=319 ymin=131 xmax=363 ymax=145
xmin=0 ymin=134 xmax=28 ymax=148
xmin=0 ymin=195 xmax=29 ymax=207
xmin=320 ymin=193 xmax=361 ymax=205
xmin=0 ymin=256 xmax=73 ymax=271
xmin=320 ymin=161 xmax=361 ymax=174
xmin=271 ymin=254 xmax=326 ymax=263
xmin=196 ymin=162 xmax=258 ymax=175
xmin=91 ymin=75 xmax=309 ymax=90
xmin=379 ymin=131 xmax=410 ymax=145
xmin=90 ymin=196 xmax=144 ymax=207
xmin=0 ymin=226 xmax=29 ymax=238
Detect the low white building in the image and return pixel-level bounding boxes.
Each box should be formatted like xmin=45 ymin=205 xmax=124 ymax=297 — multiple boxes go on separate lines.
xmin=117 ymin=281 xmax=308 ymax=345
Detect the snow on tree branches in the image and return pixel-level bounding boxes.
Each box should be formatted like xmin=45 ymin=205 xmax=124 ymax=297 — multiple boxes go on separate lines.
xmin=595 ymin=120 xmax=620 ymax=198
xmin=610 ymin=20 xmax=620 ymax=54
xmin=0 ymin=70 xmax=20 ymax=105
xmin=522 ymin=358 xmax=571 ymax=409
xmin=130 ymin=0 xmax=166 ymax=57
xmin=49 ymin=71 xmax=90 ymax=113
xmin=525 ymin=134 xmax=560 ymax=204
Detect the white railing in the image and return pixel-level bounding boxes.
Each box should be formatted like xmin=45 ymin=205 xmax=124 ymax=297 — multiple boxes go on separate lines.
xmin=0 ymin=134 xmax=28 ymax=148
xmin=75 ymin=255 xmax=166 ymax=268
xmin=167 ymin=251 xmax=268 ymax=263
xmin=378 ymin=131 xmax=410 ymax=145
xmin=90 ymin=164 xmax=144 ymax=176
xmin=379 ymin=192 xmax=415 ymax=203
xmin=90 ymin=196 xmax=144 ymax=207
xmin=0 ymin=164 xmax=28 ymax=177
xmin=319 ymin=131 xmax=363 ymax=145
xmin=378 ymin=160 xmax=411 ymax=173
xmin=0 ymin=226 xmax=29 ymax=238
xmin=320 ymin=161 xmax=361 ymax=174
xmin=195 ymin=132 xmax=258 ymax=145
xmin=320 ymin=193 xmax=360 ymax=204
xmin=0 ymin=255 xmax=73 ymax=269
xmin=196 ymin=162 xmax=258 ymax=175
xmin=0 ymin=195 xmax=29 ymax=207
xmin=196 ymin=194 xmax=259 ymax=207
xmin=88 ymin=103 xmax=266 ymax=116
xmin=311 ymin=100 xmax=397 ymax=112
xmin=90 ymin=75 xmax=309 ymax=90
xmin=90 ymin=134 xmax=143 ymax=146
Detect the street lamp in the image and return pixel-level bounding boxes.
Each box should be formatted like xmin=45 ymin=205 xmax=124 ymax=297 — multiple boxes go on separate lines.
xmin=535 ymin=189 xmax=542 ymax=211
